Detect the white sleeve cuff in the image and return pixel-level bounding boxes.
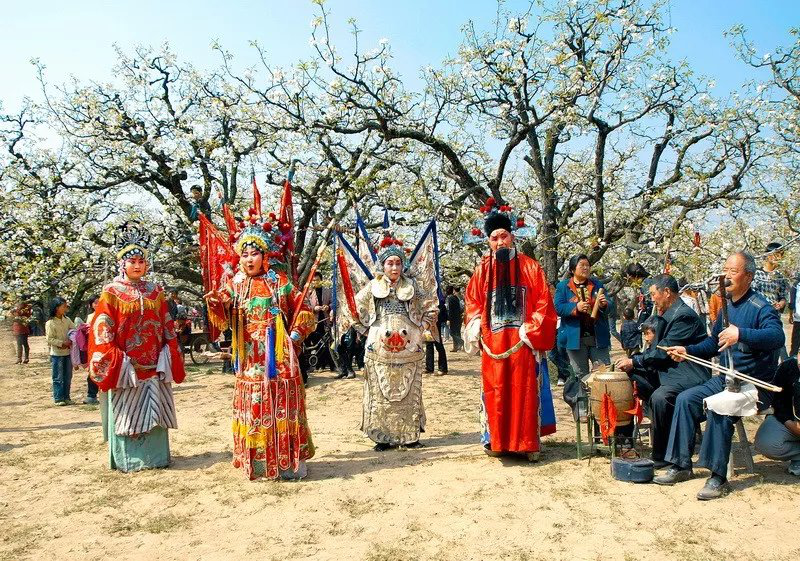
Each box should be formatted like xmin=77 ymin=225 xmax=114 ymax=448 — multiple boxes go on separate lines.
xmin=519 ymin=324 xmax=533 ymax=350
xmin=463 ymin=317 xmax=482 ymax=355
xmin=157 ymin=345 xmax=174 ymax=383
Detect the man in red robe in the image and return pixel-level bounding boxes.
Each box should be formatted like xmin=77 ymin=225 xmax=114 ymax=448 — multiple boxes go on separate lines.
xmin=464 ymin=204 xmax=557 ymax=460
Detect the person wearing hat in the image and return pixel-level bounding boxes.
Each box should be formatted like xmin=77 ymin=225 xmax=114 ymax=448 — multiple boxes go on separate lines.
xmin=463 ymin=198 xmax=557 ymax=461
xmin=752 ymin=241 xmax=790 ymax=361
xmin=351 ymin=232 xmax=439 ymax=451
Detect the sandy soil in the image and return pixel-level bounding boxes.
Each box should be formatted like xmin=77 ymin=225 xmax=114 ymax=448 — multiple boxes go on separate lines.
xmin=1 ymin=330 xmax=798 ymax=561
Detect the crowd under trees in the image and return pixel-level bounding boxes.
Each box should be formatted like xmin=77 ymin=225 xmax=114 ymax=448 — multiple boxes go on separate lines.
xmin=1 ymin=0 xmax=798 ymax=316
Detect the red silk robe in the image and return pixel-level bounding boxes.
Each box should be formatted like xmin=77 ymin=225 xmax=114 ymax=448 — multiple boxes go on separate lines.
xmin=88 ymin=279 xmax=185 ymax=390
xmin=464 ymin=252 xmax=557 ymax=453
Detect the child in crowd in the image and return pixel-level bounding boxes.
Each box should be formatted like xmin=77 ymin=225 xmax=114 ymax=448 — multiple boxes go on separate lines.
xmin=620 ymin=308 xmax=641 ymax=356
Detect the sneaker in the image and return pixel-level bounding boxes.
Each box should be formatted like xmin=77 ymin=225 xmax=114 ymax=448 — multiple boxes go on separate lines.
xmin=696 ymin=474 xmax=731 ymax=500
xmin=83 ymin=397 xmax=99 ymax=405
xmin=23 ymin=359 xmax=29 ymax=364
xmin=55 ymin=401 xmax=67 ymax=406
xmin=345 ymin=371 xmax=356 ymax=379
xmin=788 ymin=460 xmax=800 ymax=476
xmin=435 ymin=370 xmax=447 ymax=376
xmin=653 ymin=466 xmax=693 ymax=486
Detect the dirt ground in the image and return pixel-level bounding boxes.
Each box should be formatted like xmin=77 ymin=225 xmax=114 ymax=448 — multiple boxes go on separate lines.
xmin=1 ymin=330 xmax=798 ymax=561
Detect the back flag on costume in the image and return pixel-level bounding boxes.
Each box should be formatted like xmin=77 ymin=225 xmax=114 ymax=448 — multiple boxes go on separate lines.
xmin=279 ymin=177 xmax=296 ymax=281
xmin=408 ymin=219 xmax=444 ymax=304
xmin=355 ymin=211 xmax=377 ymax=265
xmin=382 ymin=207 xmax=390 ymax=230
xmin=332 ymin=231 xmax=373 ymax=336
xmin=252 ymin=175 xmax=262 ymax=217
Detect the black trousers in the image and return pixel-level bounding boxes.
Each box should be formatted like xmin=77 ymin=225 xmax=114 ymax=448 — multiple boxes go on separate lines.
xmin=449 ymin=320 xmax=463 ymax=351
xmin=790 ymin=320 xmax=800 ymax=357
xmin=630 ymin=370 xmax=691 ymax=461
xmin=15 ymin=334 xmax=29 ymax=361
xmin=425 ymin=341 xmax=448 ymax=373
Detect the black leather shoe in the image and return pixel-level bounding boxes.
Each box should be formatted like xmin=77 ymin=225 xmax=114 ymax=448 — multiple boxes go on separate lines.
xmin=653 ymin=467 xmax=693 ymax=486
xmin=696 ymin=474 xmax=731 ymax=500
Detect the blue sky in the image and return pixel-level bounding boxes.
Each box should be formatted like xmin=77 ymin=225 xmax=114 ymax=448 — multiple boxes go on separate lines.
xmin=2 ymin=0 xmax=798 ymax=112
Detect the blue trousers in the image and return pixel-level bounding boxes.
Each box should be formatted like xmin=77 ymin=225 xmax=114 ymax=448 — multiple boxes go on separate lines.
xmin=51 ymin=355 xmax=73 ymax=402
xmin=548 ymin=345 xmax=573 ymax=381
xmin=664 ymin=376 xmax=736 ymax=477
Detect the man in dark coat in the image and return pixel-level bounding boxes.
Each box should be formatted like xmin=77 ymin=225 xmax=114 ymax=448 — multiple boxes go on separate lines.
xmin=615 ymin=274 xmax=710 ymax=467
xmin=446 ymin=286 xmax=463 ymax=351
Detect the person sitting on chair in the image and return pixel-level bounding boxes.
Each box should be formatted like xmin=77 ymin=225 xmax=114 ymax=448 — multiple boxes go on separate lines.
xmin=615 ymin=274 xmax=710 ymax=468
xmin=656 ymin=252 xmax=785 ymax=500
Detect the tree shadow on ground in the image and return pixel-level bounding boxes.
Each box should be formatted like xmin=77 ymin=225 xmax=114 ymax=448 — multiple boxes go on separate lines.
xmin=305 ymin=431 xmax=526 ymax=480
xmin=0 ymin=442 xmax=29 ymax=452
xmin=0 ymin=420 xmax=101 ymax=433
xmin=171 ymin=451 xmax=231 ymax=470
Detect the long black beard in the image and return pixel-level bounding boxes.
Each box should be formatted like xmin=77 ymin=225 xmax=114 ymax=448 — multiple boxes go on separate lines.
xmin=487 ymin=248 xmax=522 ymax=319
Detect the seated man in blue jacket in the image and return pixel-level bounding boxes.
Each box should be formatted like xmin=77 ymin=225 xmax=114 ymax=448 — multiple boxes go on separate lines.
xmin=656 ymin=252 xmax=785 ymax=500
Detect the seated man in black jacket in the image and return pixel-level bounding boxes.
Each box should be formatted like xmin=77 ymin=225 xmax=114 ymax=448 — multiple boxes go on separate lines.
xmin=754 ymin=358 xmax=800 ymax=476
xmin=615 ymin=274 xmax=710 ymax=468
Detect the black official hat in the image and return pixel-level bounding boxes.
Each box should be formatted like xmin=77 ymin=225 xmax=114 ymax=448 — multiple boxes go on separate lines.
xmin=483 ymin=211 xmax=512 ymax=237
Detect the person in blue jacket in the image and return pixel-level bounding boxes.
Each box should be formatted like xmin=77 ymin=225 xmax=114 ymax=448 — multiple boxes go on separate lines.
xmin=656 ymin=252 xmax=785 ymax=500
xmin=554 ymin=254 xmax=610 ymax=379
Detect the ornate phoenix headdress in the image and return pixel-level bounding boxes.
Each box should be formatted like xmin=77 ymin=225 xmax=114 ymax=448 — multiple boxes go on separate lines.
xmin=377 ymin=232 xmax=407 ymax=265
xmin=115 ymin=221 xmax=152 ymax=261
xmin=233 ymin=208 xmax=292 ymax=267
xmin=462 ymin=196 xmax=536 ymax=245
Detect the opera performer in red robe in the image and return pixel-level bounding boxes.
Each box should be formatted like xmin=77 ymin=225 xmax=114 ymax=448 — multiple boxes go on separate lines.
xmin=88 ymin=222 xmax=186 ymax=472
xmin=463 ymin=199 xmax=557 ymax=460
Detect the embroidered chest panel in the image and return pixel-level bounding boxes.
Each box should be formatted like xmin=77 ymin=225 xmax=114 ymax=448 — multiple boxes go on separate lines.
xmin=489 ymin=286 xmax=527 ymax=332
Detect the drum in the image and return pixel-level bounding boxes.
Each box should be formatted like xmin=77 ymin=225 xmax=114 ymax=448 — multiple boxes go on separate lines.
xmin=589 ymin=368 xmax=634 ymax=426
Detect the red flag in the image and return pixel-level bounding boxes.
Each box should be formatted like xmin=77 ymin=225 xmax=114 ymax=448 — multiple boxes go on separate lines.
xmin=279 ymin=178 xmax=296 ymax=280
xmin=599 ymin=392 xmax=618 ymax=445
xmin=199 ymin=213 xmax=238 ymax=341
xmin=625 ymin=381 xmax=645 ymax=424
xmin=253 ymin=176 xmax=262 ymax=218
xmin=222 ymin=204 xmax=239 ymax=238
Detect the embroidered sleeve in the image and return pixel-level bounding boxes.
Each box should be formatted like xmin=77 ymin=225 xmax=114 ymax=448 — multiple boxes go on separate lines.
xmin=88 ymin=292 xmax=124 ymax=391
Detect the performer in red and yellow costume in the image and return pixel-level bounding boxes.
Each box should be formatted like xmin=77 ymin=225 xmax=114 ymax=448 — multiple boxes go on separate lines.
xmin=206 ymin=209 xmax=316 ymax=480
xmin=463 ymin=199 xmax=557 ymax=460
xmin=88 ymin=222 xmax=186 ymax=472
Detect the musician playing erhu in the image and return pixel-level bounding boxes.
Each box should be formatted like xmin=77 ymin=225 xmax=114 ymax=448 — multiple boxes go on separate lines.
xmin=655 ymin=252 xmax=785 ymax=500
xmin=614 ymin=274 xmax=710 ymax=468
